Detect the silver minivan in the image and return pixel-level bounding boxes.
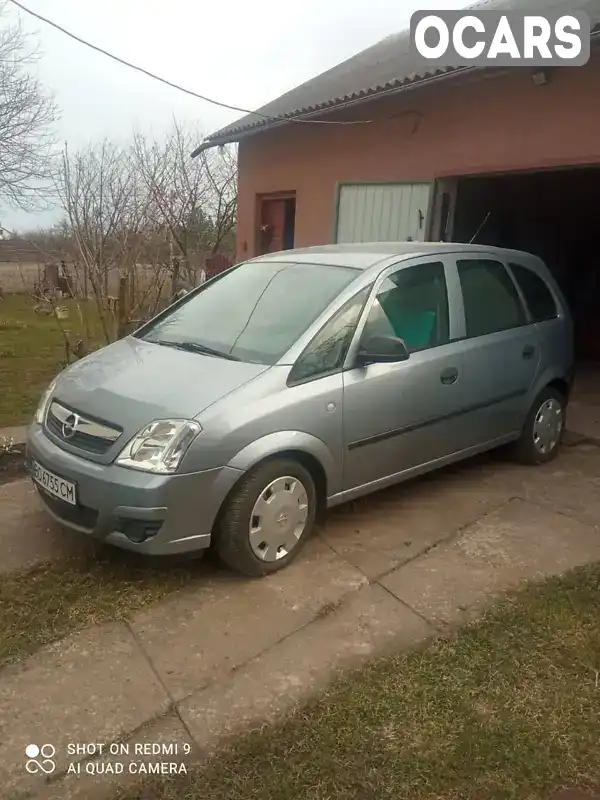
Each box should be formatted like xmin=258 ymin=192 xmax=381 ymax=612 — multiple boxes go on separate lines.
xmin=27 ymin=243 xmax=573 ymax=576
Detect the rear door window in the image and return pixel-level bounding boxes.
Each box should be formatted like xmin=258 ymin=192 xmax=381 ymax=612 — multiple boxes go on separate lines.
xmin=457 ymin=259 xmax=527 ymax=338
xmin=508 ymin=263 xmax=558 ymax=322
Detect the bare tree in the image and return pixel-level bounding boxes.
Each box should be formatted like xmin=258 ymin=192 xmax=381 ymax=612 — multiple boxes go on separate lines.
xmin=132 ymin=122 xmax=237 ymax=288
xmin=56 ymin=139 xmax=160 ymax=342
xmin=54 ymin=122 xmax=237 ymax=345
xmin=201 ymin=145 xmax=237 ymax=255
xmin=0 ymin=1 xmax=57 ymax=210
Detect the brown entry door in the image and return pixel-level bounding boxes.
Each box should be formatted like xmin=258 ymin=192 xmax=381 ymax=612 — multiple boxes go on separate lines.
xmin=258 ymin=195 xmax=296 ymax=254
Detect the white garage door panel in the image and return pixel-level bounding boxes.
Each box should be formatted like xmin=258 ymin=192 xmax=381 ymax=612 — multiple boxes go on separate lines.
xmin=336 ymin=182 xmax=432 ymax=243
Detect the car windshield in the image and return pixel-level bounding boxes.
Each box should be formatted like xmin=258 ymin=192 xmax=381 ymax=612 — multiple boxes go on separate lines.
xmin=138 ymin=261 xmax=360 ymax=365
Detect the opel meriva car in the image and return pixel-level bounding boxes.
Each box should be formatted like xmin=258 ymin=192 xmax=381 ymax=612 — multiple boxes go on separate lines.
xmin=27 ymin=243 xmax=573 ymax=576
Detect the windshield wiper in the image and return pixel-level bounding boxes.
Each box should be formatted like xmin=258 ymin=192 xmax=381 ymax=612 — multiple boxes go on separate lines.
xmin=153 ymin=340 xmax=241 ymax=361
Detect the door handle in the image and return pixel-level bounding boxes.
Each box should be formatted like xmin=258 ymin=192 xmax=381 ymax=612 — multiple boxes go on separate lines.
xmin=440 ymin=367 xmax=459 ymax=385
xmin=522 ymin=345 xmax=535 ymax=360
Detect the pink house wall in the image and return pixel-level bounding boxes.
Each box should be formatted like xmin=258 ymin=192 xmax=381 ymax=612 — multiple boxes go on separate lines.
xmin=235 ymin=55 xmax=600 ymax=260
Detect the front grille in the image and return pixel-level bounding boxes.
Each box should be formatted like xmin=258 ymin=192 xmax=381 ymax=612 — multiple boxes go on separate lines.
xmin=36 ymin=486 xmax=99 ymax=530
xmin=45 ymin=402 xmax=122 ymax=455
xmin=46 ymin=410 xmax=112 ymax=454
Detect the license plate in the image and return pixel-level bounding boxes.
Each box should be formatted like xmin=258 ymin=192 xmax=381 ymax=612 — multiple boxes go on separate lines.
xmin=32 ymin=460 xmax=77 ymax=506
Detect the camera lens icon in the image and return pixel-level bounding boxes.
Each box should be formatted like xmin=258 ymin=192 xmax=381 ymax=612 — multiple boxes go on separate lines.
xmin=25 ymin=743 xmax=56 ymax=774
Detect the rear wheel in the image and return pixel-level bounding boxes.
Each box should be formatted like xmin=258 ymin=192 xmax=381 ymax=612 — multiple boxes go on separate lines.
xmin=215 ymin=459 xmax=316 ymax=577
xmin=513 ymin=386 xmax=566 ymax=465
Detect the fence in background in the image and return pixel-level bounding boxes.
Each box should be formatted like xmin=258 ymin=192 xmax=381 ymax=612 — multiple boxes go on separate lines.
xmin=204 ymin=253 xmax=234 ymax=280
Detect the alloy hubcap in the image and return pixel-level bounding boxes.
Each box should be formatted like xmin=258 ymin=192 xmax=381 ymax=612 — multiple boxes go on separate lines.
xmin=532 ymin=398 xmax=563 ymax=454
xmin=248 ymin=476 xmax=309 ymax=562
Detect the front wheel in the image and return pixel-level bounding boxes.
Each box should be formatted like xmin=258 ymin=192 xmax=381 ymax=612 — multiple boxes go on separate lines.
xmin=513 ymin=387 xmax=566 ymax=465
xmin=214 ymin=459 xmax=317 ymax=577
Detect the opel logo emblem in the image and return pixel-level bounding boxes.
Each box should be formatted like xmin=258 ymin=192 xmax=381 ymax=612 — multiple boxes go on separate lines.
xmin=62 ymin=413 xmax=79 ymax=439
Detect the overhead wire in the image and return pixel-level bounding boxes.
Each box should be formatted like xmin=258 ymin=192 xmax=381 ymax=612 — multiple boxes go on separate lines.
xmin=8 ymin=0 xmax=374 ymax=126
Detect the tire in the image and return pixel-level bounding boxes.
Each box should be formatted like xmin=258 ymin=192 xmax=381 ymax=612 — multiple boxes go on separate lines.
xmin=214 ymin=459 xmax=317 ymax=577
xmin=512 ymin=386 xmax=567 ymax=465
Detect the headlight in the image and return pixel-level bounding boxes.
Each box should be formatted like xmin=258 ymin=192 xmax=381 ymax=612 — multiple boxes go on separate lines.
xmin=35 ymin=376 xmax=59 ymax=424
xmin=116 ymin=419 xmax=202 ymax=474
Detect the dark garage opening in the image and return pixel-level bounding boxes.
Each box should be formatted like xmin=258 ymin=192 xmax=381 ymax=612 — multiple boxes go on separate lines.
xmin=283 ymin=197 xmax=296 ymax=250
xmin=452 ymin=166 xmax=600 ymax=365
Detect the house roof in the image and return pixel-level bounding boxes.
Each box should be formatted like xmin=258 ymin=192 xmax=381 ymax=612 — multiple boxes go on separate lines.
xmin=193 ymin=0 xmax=600 ymax=155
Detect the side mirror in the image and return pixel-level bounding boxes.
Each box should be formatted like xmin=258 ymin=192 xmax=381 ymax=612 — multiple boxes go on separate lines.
xmin=356 ymin=334 xmax=410 ymax=366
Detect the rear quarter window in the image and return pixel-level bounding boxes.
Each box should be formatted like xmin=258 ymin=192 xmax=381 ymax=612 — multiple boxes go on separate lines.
xmin=509 ymin=263 xmax=558 ymax=322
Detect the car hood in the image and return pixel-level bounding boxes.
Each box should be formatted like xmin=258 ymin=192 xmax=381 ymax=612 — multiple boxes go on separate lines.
xmin=53 ymin=337 xmax=269 ymax=435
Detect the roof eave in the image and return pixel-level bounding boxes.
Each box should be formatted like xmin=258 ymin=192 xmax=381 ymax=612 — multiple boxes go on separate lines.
xmin=192 ymin=35 xmax=600 ymax=158
xmin=191 ymin=65 xmax=478 ymax=157
xmin=190 ymin=96 xmax=373 ymax=157
xmin=191 ymin=104 xmax=339 ymax=156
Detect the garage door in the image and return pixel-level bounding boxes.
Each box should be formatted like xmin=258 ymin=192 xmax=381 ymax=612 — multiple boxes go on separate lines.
xmin=335 ymin=182 xmax=432 ymax=243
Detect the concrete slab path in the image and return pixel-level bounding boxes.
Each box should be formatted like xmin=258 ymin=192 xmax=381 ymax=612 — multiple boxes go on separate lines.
xmin=0 ymin=479 xmax=95 ymax=574
xmin=1 ymin=440 xmax=599 ymax=799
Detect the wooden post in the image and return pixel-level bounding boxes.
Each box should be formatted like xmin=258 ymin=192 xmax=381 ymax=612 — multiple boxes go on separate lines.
xmin=169 ymin=232 xmax=178 ymax=297
xmin=129 ymin=266 xmax=136 ymax=309
xmin=117 ymin=275 xmax=128 ymax=338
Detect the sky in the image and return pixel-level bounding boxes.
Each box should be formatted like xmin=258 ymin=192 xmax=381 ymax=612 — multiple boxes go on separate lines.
xmin=3 ymin=0 xmax=469 ymax=232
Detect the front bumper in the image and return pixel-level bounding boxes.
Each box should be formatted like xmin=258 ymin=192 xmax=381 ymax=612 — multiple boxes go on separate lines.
xmin=26 ymin=424 xmax=243 ymax=555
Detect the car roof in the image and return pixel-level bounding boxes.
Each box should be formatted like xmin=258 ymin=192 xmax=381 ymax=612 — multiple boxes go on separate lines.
xmin=247 ymin=242 xmax=541 ymax=270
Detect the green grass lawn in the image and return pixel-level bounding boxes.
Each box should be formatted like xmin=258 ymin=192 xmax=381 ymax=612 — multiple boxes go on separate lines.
xmin=115 ymin=564 xmax=600 ymax=800
xmin=0 ymin=293 xmax=104 ymax=428
xmin=0 ymin=549 xmax=208 ymax=667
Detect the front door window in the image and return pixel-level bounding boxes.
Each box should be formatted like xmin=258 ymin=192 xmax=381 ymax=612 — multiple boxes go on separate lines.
xmin=360 ymin=261 xmax=450 ymax=353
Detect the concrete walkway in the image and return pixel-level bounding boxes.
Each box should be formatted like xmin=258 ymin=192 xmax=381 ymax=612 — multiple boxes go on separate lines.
xmin=2 ymin=439 xmax=600 ymax=800
xmin=0 ymin=479 xmax=96 ymax=573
